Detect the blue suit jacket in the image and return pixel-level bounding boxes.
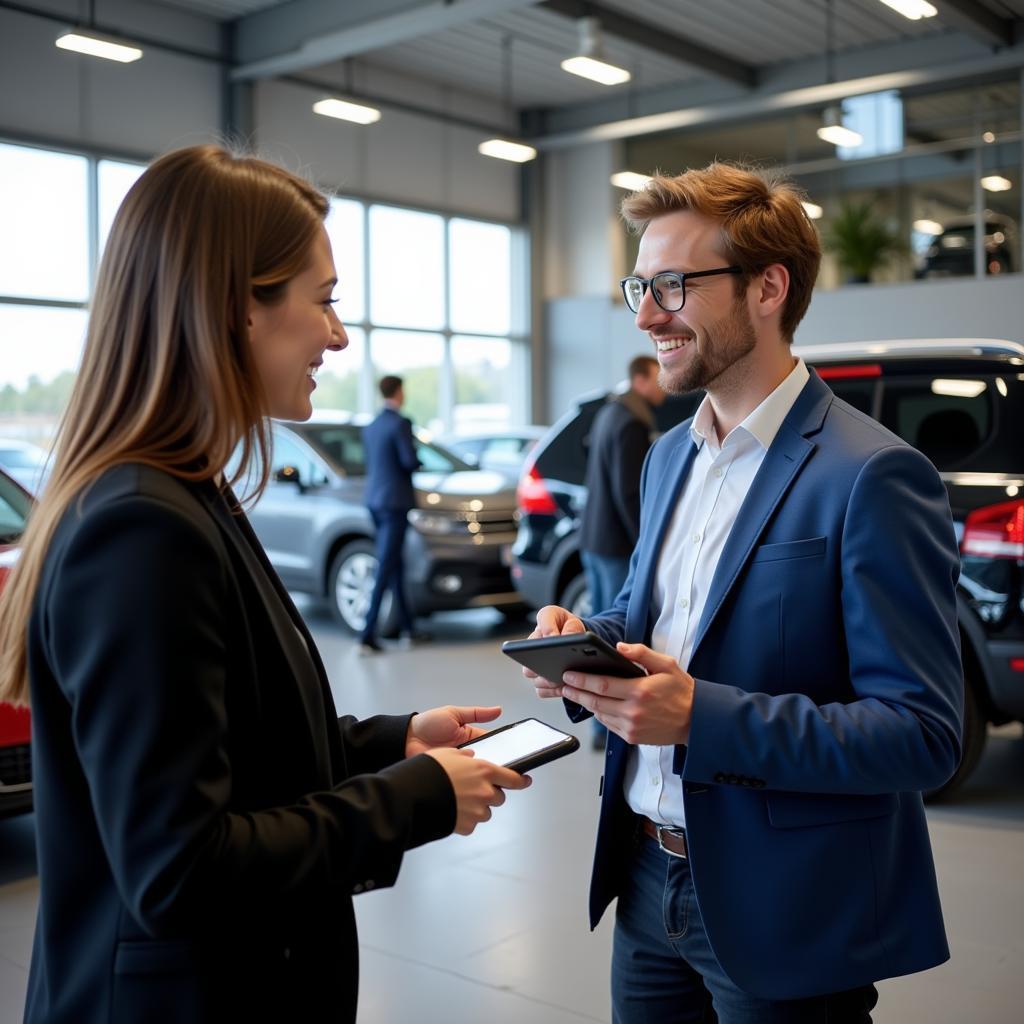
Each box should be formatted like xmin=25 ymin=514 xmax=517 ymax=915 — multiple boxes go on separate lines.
xmin=362 ymin=408 xmax=419 ymax=512
xmin=577 ymin=370 xmax=963 ymax=1000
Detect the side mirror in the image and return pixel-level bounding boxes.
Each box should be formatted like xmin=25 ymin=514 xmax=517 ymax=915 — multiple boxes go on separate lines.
xmin=274 ymin=465 xmax=302 ymax=488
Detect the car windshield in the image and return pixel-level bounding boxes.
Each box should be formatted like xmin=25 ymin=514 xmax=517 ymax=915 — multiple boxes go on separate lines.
xmin=298 ymin=424 xmax=474 ymax=475
xmin=0 ymin=446 xmax=47 ymax=470
xmin=0 ymin=473 xmax=30 ymax=545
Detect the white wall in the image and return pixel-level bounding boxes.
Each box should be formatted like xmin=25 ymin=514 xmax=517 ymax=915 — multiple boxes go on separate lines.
xmin=0 ymin=3 xmax=520 ymax=221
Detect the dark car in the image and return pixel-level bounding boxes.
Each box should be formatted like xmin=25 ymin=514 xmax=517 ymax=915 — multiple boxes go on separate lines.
xmin=511 ymin=339 xmax=1024 ymax=797
xmin=238 ymin=413 xmax=523 ymax=636
xmin=917 ymin=215 xmax=1017 ymax=278
xmin=0 ymin=467 xmax=32 ymax=818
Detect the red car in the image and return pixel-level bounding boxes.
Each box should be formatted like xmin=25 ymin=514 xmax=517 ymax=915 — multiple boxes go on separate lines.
xmin=0 ymin=467 xmax=32 ymax=818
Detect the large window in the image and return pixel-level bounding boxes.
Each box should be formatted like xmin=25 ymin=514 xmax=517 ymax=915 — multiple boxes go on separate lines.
xmin=0 ymin=141 xmax=530 ymax=447
xmin=0 ymin=142 xmax=145 ymax=447
xmin=316 ymin=199 xmax=529 ymax=434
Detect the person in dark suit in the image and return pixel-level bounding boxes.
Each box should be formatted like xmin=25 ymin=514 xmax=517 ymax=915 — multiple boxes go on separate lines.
xmin=522 ymin=163 xmax=963 ymax=1022
xmin=0 ymin=144 xmax=529 ymax=1024
xmin=580 ymin=355 xmax=665 ymax=748
xmin=359 ymin=375 xmax=423 ymax=653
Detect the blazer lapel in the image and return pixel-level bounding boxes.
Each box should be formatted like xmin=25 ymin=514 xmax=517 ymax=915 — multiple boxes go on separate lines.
xmin=688 ymin=373 xmax=832 ymax=661
xmin=628 ymin=437 xmax=698 ymax=639
xmin=197 ymin=482 xmax=335 ymax=785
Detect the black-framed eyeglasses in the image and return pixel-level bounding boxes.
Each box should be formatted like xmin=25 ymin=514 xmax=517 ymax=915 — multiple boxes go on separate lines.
xmin=619 ymin=266 xmax=742 ymax=314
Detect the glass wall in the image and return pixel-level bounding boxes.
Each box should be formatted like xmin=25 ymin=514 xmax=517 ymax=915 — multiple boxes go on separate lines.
xmin=320 ymin=199 xmax=529 ymax=435
xmin=0 ymin=140 xmax=530 ymax=457
xmin=621 ymin=78 xmax=1023 ymax=292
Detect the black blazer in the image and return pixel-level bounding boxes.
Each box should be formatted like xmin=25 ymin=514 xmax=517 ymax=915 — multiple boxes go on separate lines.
xmin=25 ymin=465 xmax=455 ymax=1023
xmin=362 ymin=408 xmax=419 ymax=512
xmin=579 ymin=394 xmax=655 ymax=558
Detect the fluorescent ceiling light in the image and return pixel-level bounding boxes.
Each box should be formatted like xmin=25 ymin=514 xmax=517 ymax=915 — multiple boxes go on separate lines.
xmin=877 ymin=0 xmax=937 ymax=20
xmin=561 ymin=55 xmax=631 ymax=85
xmin=981 ymin=175 xmax=1012 ymax=192
xmin=312 ymin=98 xmax=381 ymax=125
xmin=817 ymin=123 xmax=863 ymax=147
xmin=931 ymin=378 xmax=986 ymax=399
xmin=913 ymin=218 xmax=943 ymax=235
xmin=562 ymin=16 xmax=630 ymax=86
xmin=478 ymin=139 xmax=537 ymax=163
xmin=55 ymin=32 xmax=142 ymax=63
xmin=802 ymin=201 xmax=824 ymax=220
xmin=610 ymin=171 xmax=652 ymax=191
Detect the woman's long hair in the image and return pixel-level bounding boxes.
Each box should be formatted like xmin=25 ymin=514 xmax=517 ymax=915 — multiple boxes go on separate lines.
xmin=0 ymin=145 xmax=328 ymax=705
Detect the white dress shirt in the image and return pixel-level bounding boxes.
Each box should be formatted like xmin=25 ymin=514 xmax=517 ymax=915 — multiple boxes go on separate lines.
xmin=623 ymin=358 xmax=810 ymax=828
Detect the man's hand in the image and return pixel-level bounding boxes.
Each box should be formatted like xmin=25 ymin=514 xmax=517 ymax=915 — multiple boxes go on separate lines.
xmin=425 ymin=747 xmax=532 ymax=836
xmin=559 ymin=642 xmax=695 ymax=746
xmin=522 ymin=605 xmax=585 ymax=698
xmin=405 ymin=705 xmax=501 ymax=757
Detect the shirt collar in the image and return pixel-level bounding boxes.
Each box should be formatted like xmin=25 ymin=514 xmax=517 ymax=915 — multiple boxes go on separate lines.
xmin=689 ymin=358 xmax=810 ymax=453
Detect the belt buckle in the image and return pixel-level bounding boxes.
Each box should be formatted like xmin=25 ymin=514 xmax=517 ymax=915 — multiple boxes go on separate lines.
xmin=655 ymin=824 xmax=687 ymax=859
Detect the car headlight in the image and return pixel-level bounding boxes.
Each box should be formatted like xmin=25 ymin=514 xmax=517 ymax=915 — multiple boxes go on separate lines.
xmin=408 ymin=509 xmax=459 ymax=535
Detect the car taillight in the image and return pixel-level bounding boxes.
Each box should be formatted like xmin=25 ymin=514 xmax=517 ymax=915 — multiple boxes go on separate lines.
xmin=816 ymin=363 xmax=883 ymax=380
xmin=516 ymin=465 xmax=558 ymax=516
xmin=961 ymin=499 xmax=1024 ymax=559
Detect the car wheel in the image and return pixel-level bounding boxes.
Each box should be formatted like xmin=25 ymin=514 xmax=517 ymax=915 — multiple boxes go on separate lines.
xmin=328 ymin=540 xmax=399 ymax=638
xmin=560 ymin=573 xmax=592 ymax=620
xmin=925 ymin=676 xmax=986 ymax=801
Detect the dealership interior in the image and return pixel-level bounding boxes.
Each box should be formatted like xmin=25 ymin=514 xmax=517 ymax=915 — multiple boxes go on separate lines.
xmin=1 ymin=1 xmax=1024 ymax=1022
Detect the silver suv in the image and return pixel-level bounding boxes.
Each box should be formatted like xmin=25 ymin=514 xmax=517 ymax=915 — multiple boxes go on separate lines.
xmin=241 ymin=413 xmax=523 ymax=635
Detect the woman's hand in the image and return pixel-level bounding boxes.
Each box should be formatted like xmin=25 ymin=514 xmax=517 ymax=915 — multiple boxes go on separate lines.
xmin=425 ymin=747 xmax=531 ymax=835
xmin=405 ymin=705 xmax=502 ymax=757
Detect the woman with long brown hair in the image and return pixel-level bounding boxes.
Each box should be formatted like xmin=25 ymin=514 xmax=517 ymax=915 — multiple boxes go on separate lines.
xmin=0 ymin=144 xmax=528 ymax=1023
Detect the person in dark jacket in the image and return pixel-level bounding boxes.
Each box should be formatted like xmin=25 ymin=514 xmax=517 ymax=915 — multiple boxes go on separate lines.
xmin=359 ymin=375 xmax=425 ymax=653
xmin=0 ymin=145 xmax=529 ymax=1024
xmin=580 ymin=356 xmax=665 ymax=746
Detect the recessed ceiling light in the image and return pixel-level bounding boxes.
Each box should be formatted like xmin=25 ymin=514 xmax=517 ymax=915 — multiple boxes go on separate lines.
xmin=877 ymin=0 xmax=937 ymax=20
xmin=610 ymin=171 xmax=652 ymax=191
xmin=312 ymin=98 xmax=381 ymax=125
xmin=478 ymin=139 xmax=537 ymax=163
xmin=55 ymin=31 xmax=142 ymax=63
xmin=981 ymin=175 xmax=1012 ymax=192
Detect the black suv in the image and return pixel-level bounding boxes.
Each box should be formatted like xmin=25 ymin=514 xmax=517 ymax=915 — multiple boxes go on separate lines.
xmin=511 ymin=339 xmax=1024 ymax=796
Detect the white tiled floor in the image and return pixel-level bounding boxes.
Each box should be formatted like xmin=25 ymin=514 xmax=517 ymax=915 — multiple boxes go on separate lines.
xmin=1 ymin=606 xmax=1022 ymax=1023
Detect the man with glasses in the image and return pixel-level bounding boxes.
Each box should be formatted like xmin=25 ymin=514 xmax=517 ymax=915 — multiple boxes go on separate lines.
xmin=522 ymin=162 xmax=963 ymax=1022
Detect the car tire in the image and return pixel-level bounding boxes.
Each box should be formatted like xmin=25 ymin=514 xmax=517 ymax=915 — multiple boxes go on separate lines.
xmin=925 ymin=676 xmax=986 ymax=802
xmin=328 ymin=540 xmax=400 ymax=638
xmin=560 ymin=573 xmax=593 ymax=620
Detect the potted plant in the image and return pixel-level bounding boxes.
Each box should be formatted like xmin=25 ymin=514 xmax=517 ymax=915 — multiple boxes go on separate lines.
xmin=825 ymin=201 xmax=905 ymax=283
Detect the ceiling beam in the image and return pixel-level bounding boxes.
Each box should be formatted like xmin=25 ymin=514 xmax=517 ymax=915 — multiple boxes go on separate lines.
xmin=933 ymin=0 xmax=1015 ymax=49
xmin=528 ymin=34 xmax=1024 ymax=147
xmin=232 ymin=0 xmax=541 ymax=81
xmin=538 ymin=0 xmax=756 ymax=88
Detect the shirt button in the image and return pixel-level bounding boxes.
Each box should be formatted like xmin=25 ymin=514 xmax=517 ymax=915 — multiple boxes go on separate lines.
xmin=714 ymin=468 xmax=723 ymax=478
xmin=692 ymin=533 xmax=701 ymax=544
xmin=678 ymin=597 xmax=689 ymax=609
xmin=650 ymin=776 xmax=659 ymax=786
xmin=365 ymin=880 xmax=375 ymax=891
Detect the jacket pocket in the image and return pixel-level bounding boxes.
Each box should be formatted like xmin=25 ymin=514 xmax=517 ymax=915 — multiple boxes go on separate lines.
xmin=750 ymin=536 xmax=826 ymax=563
xmin=766 ymin=791 xmax=900 ymax=829
xmin=114 ymin=939 xmax=195 ymax=975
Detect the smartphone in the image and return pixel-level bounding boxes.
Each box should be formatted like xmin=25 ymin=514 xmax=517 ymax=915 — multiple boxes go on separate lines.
xmin=458 ymin=717 xmax=579 ymax=773
xmin=501 ymin=631 xmax=645 ymax=682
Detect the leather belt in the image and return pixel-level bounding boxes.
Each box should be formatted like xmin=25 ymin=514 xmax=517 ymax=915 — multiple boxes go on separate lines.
xmin=639 ymin=816 xmax=688 ymax=858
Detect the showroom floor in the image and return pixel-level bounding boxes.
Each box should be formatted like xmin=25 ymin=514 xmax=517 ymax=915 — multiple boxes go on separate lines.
xmin=1 ymin=605 xmax=1022 ymax=1023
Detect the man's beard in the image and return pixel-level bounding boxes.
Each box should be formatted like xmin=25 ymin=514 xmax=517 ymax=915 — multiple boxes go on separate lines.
xmin=658 ymin=297 xmax=757 ymax=396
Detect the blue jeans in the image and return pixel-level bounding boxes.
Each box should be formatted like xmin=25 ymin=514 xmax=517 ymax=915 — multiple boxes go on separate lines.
xmin=611 ymin=832 xmax=878 ymax=1024
xmin=361 ymin=508 xmax=415 ymax=642
xmin=581 ymin=552 xmax=630 ymax=744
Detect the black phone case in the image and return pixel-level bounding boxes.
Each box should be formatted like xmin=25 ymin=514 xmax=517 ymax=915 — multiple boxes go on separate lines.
xmin=501 ymin=632 xmax=646 ymax=682
xmin=458 ymin=718 xmax=580 ymax=773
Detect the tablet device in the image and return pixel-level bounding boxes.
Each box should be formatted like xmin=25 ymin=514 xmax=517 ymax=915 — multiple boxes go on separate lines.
xmin=501 ymin=631 xmax=645 ymax=682
xmin=458 ymin=717 xmax=579 ymax=773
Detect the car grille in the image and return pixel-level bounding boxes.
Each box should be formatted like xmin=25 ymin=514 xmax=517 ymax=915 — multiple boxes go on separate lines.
xmin=0 ymin=743 xmax=31 ymax=789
